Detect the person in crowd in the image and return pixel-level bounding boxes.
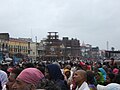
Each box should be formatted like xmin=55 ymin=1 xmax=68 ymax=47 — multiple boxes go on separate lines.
xmin=93 ymin=66 xmax=98 ymax=75
xmin=63 ymin=69 xmax=71 ymax=81
xmin=97 ymin=61 xmax=107 ymax=81
xmin=86 ymin=70 xmax=97 ymax=90
xmin=0 ymin=64 xmax=8 ymax=73
xmin=7 ymin=67 xmax=14 ymax=76
xmin=73 ymin=70 xmax=90 ymax=90
xmin=97 ymin=62 xmax=102 ymax=68
xmin=0 ymin=69 xmax=8 ymax=90
xmin=44 ymin=64 xmax=68 ymax=90
xmin=64 ymin=64 xmax=73 ymax=82
xmin=102 ymin=65 xmax=108 ymax=73
xmin=114 ymin=73 xmax=120 ymax=84
xmin=98 ymin=68 xmax=107 ymax=81
xmin=64 ymin=65 xmax=71 ymax=70
xmin=63 ymin=69 xmax=71 ymax=89
xmin=12 ymin=68 xmax=44 ymax=90
xmin=6 ymin=68 xmax=22 ymax=90
xmin=79 ymin=62 xmax=87 ymax=70
xmin=36 ymin=63 xmax=45 ymax=75
xmin=109 ymin=58 xmax=117 ymax=70
xmin=107 ymin=68 xmax=113 ymax=74
xmin=104 ymin=73 xmax=115 ymax=85
xmin=95 ymin=72 xmax=105 ymax=85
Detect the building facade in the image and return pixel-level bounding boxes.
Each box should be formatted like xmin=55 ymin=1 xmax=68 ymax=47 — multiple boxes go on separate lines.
xmin=62 ymin=37 xmax=81 ymax=60
xmin=0 ymin=33 xmax=9 ymax=61
xmin=43 ymin=32 xmax=62 ymax=61
xmin=8 ymin=38 xmax=28 ymax=59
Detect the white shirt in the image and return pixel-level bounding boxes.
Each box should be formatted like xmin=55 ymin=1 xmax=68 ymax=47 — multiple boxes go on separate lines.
xmin=2 ymin=85 xmax=7 ymax=90
xmin=75 ymin=82 xmax=90 ymax=90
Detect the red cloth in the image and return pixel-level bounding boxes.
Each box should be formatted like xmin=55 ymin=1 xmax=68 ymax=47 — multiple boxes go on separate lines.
xmin=87 ymin=65 xmax=91 ymax=70
xmin=17 ymin=68 xmax=44 ymax=86
xmin=7 ymin=67 xmax=14 ymax=73
xmin=79 ymin=62 xmax=85 ymax=66
xmin=113 ymin=68 xmax=119 ymax=75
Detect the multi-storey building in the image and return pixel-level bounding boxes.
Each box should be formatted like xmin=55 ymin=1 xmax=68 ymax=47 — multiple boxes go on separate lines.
xmin=91 ymin=47 xmax=100 ymax=61
xmin=44 ymin=32 xmax=62 ymax=61
xmin=28 ymin=41 xmax=39 ymax=61
xmin=37 ymin=40 xmax=46 ymax=61
xmin=0 ymin=33 xmax=9 ymax=61
xmin=8 ymin=38 xmax=28 ymax=58
xmin=62 ymin=37 xmax=81 ymax=60
xmin=0 ymin=32 xmax=101 ymax=63
xmin=81 ymin=43 xmax=92 ymax=61
xmin=39 ymin=32 xmax=81 ymax=61
xmin=80 ymin=42 xmax=101 ymax=61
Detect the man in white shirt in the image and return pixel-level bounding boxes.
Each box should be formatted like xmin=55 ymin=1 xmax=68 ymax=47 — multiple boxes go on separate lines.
xmin=0 ymin=69 xmax=8 ymax=90
xmin=73 ymin=70 xmax=90 ymax=90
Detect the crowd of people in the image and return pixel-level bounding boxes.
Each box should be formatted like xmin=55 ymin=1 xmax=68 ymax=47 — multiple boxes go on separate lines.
xmin=0 ymin=58 xmax=120 ymax=90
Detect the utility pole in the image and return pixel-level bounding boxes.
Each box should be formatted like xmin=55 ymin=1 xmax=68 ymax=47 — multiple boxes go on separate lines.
xmin=107 ymin=41 xmax=109 ymax=50
xmin=35 ymin=36 xmax=37 ymax=61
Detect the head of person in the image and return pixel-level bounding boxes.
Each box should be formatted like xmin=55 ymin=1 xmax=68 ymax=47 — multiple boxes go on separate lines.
xmin=79 ymin=62 xmax=87 ymax=70
xmin=45 ymin=64 xmax=68 ymax=90
xmin=95 ymin=72 xmax=104 ymax=85
xmin=45 ymin=64 xmax=63 ymax=81
xmin=6 ymin=68 xmax=22 ymax=90
xmin=98 ymin=68 xmax=107 ymax=80
xmin=86 ymin=70 xmax=95 ymax=84
xmin=97 ymin=62 xmax=102 ymax=68
xmin=63 ymin=69 xmax=71 ymax=79
xmin=12 ymin=68 xmax=44 ymax=90
xmin=105 ymin=73 xmax=115 ymax=85
xmin=73 ymin=70 xmax=87 ymax=87
xmin=110 ymin=58 xmax=115 ymax=65
xmin=93 ymin=66 xmax=98 ymax=74
xmin=64 ymin=65 xmax=71 ymax=70
xmin=7 ymin=67 xmax=14 ymax=75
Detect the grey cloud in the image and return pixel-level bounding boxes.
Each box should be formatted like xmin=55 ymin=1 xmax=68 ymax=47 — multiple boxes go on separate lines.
xmin=0 ymin=0 xmax=120 ymax=50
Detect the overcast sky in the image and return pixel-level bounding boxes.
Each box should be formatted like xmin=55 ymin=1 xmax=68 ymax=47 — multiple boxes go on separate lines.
xmin=0 ymin=0 xmax=120 ymax=50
